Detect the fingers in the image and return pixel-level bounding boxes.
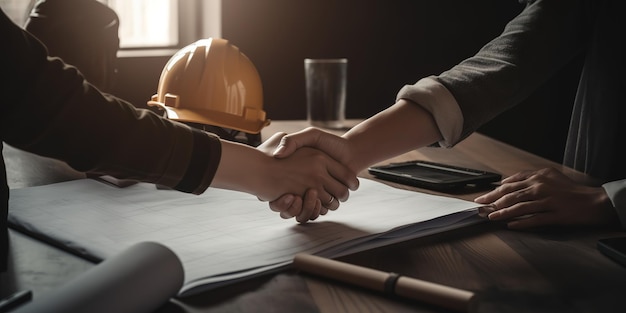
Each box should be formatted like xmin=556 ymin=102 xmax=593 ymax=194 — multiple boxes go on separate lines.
xmin=297 ymin=189 xmax=322 ymax=223
xmin=483 ymin=200 xmax=555 ymax=230
xmin=477 ymin=205 xmax=496 ymax=218
xmin=267 ymin=189 xmax=341 ymax=224
xmin=273 ymin=127 xmax=323 ymax=158
xmin=265 ymin=128 xmax=357 ymax=223
xmin=500 ymin=170 xmax=534 ymax=184
xmin=473 ymin=171 xmax=548 ymax=229
xmin=322 ymin=169 xmax=356 ymax=202
xmin=478 ymin=177 xmax=556 ymax=229
xmin=475 ymin=167 xmax=555 ymax=215
xmin=269 ymin=194 xmax=303 ymax=219
xmin=312 ymin=147 xmax=358 ymax=202
xmin=487 ymin=200 xmax=547 ymax=222
xmin=490 ymin=185 xmax=540 ymax=215
xmin=500 ymin=167 xmax=562 ymax=184
xmin=273 ymin=127 xmax=348 ymax=164
xmin=296 ymin=190 xmax=340 ymax=223
xmin=476 ymin=169 xmax=547 ymax=204
xmin=321 ymin=193 xmax=340 ymax=212
xmin=325 ymin=154 xmax=359 ymax=192
xmin=280 ymin=199 xmax=302 ymax=219
xmin=283 ymin=146 xmax=354 ymax=214
xmin=474 ymin=180 xmax=525 ymax=205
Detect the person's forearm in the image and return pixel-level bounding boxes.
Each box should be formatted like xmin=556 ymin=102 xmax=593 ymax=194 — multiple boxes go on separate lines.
xmin=212 ymin=140 xmax=270 ymax=198
xmin=342 ymin=99 xmax=442 ymax=172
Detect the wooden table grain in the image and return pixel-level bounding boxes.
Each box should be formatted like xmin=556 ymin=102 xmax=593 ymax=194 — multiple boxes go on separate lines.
xmin=3 ymin=120 xmax=626 ymax=313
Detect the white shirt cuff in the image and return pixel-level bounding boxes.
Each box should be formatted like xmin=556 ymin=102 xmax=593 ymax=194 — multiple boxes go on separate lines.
xmin=603 ymin=180 xmax=626 ymax=229
xmin=396 ymin=76 xmax=463 ymax=147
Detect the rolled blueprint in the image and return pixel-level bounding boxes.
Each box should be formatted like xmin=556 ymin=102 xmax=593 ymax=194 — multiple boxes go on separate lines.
xmin=14 ymin=241 xmax=184 ymax=313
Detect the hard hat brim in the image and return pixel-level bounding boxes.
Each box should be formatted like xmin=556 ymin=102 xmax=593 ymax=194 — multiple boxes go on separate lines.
xmin=162 ymin=106 xmax=270 ymax=134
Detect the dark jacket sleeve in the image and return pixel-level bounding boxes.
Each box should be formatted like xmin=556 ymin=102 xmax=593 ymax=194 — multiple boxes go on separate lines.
xmin=0 ymin=8 xmax=221 ymax=195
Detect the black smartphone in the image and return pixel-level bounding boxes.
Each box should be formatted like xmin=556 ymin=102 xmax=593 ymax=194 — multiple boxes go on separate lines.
xmin=368 ymin=160 xmax=501 ymax=191
xmin=597 ymin=236 xmax=626 ymax=267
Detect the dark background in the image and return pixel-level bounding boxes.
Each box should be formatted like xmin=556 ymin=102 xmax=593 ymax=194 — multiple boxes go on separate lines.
xmin=113 ymin=0 xmax=582 ymax=163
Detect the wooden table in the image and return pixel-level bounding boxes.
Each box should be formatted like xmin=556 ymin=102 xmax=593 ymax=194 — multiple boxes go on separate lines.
xmin=3 ymin=120 xmax=626 ymax=313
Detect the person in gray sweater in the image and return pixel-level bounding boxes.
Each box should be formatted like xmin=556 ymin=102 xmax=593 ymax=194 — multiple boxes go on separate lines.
xmin=271 ymin=0 xmax=626 ymax=230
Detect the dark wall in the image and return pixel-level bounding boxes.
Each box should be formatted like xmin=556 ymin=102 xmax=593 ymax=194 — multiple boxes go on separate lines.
xmin=222 ymin=0 xmax=524 ymax=120
xmin=221 ymin=0 xmax=580 ymax=163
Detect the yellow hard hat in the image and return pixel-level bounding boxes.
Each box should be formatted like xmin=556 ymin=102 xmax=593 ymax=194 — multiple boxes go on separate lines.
xmin=148 ymin=38 xmax=270 ymax=134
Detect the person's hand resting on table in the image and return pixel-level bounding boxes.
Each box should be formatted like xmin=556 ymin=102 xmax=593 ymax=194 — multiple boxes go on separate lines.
xmin=475 ymin=167 xmax=617 ymax=229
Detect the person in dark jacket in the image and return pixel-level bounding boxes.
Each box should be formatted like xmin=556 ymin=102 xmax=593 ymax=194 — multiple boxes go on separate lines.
xmin=0 ymin=7 xmax=358 ymax=279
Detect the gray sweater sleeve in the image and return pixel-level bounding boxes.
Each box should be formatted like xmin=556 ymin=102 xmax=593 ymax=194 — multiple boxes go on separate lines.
xmin=398 ymin=0 xmax=589 ymax=146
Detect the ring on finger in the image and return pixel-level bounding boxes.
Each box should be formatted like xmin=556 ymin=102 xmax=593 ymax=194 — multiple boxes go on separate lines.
xmin=325 ymin=195 xmax=335 ymax=206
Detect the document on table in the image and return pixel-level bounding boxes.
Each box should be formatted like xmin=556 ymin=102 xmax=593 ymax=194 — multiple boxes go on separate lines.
xmin=8 ymin=178 xmax=484 ymax=297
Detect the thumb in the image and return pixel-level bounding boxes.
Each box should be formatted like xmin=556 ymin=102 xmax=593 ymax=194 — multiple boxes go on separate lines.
xmin=273 ymin=135 xmax=299 ymax=158
xmin=273 ymin=127 xmax=322 ymax=158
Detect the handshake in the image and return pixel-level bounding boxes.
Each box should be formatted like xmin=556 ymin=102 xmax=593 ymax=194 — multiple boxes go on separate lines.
xmin=253 ymin=127 xmax=362 ymax=224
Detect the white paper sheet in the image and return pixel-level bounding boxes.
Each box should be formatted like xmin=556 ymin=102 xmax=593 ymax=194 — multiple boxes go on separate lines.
xmin=8 ymin=178 xmax=483 ymax=297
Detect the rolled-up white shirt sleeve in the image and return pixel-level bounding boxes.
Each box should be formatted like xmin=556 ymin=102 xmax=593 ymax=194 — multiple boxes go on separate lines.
xmin=602 ymin=179 xmax=626 ymax=229
xmin=396 ymin=76 xmax=464 ymax=147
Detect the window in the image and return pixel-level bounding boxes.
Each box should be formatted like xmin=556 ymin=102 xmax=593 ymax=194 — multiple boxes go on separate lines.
xmin=105 ymin=0 xmax=178 ymax=49
xmin=103 ymin=0 xmax=221 ymax=50
xmin=0 ymin=0 xmax=221 ymax=51
xmin=0 ymin=0 xmax=34 ymax=26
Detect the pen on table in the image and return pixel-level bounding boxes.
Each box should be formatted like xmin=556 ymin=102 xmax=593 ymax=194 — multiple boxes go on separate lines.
xmin=0 ymin=290 xmax=32 ymax=312
xmin=293 ymin=253 xmax=475 ymax=312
